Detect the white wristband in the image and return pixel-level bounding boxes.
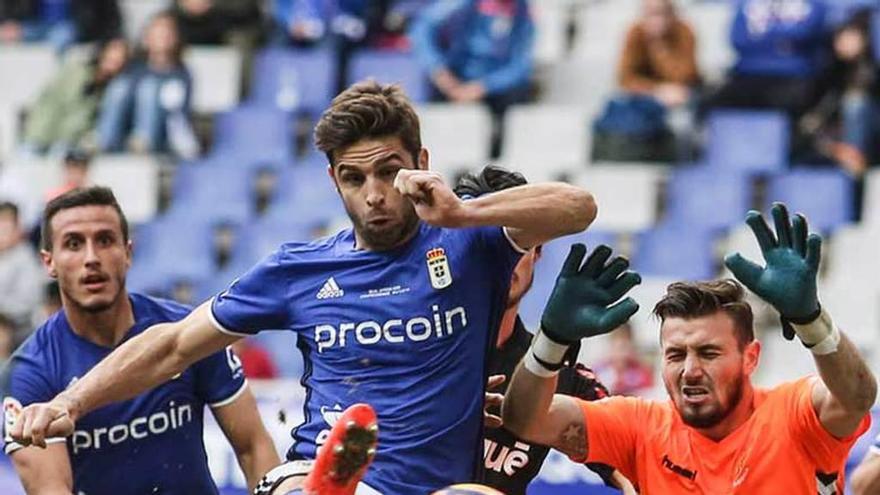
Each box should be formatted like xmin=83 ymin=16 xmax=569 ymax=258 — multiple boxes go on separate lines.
xmin=524 ymin=352 xmax=560 ymax=378
xmin=791 ymin=309 xmax=841 ymax=355
xmin=532 ymin=329 xmax=570 ymax=366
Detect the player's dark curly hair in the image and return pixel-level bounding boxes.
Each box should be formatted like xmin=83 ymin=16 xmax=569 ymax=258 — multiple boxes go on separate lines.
xmin=653 ymin=279 xmax=755 ymax=348
xmin=41 ymin=186 xmax=129 ymax=252
xmin=453 ymin=165 xmax=527 ymax=198
xmin=314 ymin=80 xmax=421 ymax=166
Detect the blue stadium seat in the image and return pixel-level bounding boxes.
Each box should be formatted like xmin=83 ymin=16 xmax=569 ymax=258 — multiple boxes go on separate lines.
xmin=127 ymin=219 xmax=218 ymax=294
xmin=706 ymin=110 xmax=789 ymax=174
xmin=249 ymin=47 xmax=337 ymax=116
xmin=211 ymin=105 xmax=294 ymax=163
xmin=267 ymin=162 xmax=347 ymax=227
xmin=632 ymin=226 xmax=718 ymax=280
xmin=765 ymin=168 xmax=856 ymax=233
xmin=346 ymin=50 xmax=430 ymax=102
xmin=165 ymin=162 xmax=256 ymax=224
xmin=518 ymin=230 xmax=618 ymax=330
xmin=664 ymin=166 xmax=753 ymax=231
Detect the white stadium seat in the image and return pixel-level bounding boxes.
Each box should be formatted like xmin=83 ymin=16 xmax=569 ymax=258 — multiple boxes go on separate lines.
xmin=184 ymin=46 xmax=242 ymax=114
xmin=418 ymin=103 xmax=493 ymax=182
xmin=571 ymin=164 xmax=666 ymax=231
xmin=90 ymin=154 xmax=161 ymax=224
xmin=499 ymin=104 xmax=589 ymax=182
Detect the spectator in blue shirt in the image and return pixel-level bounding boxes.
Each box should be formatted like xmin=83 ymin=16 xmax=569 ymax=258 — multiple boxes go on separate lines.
xmin=271 ymin=0 xmax=333 ymax=46
xmin=707 ymin=0 xmax=829 ymax=119
xmin=410 ymin=0 xmax=535 ymax=157
xmin=0 ymin=0 xmax=121 ymax=52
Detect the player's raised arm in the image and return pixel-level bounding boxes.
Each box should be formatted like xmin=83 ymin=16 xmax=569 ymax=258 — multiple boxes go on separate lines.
xmin=503 ymin=244 xmax=640 ymax=456
xmin=9 ymin=443 xmax=73 ymax=494
xmin=10 ymin=302 xmax=240 ymax=448
xmin=394 ymin=169 xmax=596 ymax=250
xmin=724 ymin=202 xmax=877 ymax=438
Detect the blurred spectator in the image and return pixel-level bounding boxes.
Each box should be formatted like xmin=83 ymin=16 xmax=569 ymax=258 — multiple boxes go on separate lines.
xmin=0 ymin=0 xmax=121 ymax=52
xmin=0 ymin=202 xmax=43 ymax=334
xmin=172 ymin=0 xmax=263 ymax=46
xmin=231 ymin=338 xmax=278 ymax=379
xmin=706 ymin=0 xmax=828 ymax=119
xmin=253 ymin=166 xmax=278 ymax=215
xmin=800 ymin=9 xmax=879 ymax=176
xmin=44 ymin=149 xmax=90 ymax=202
xmin=212 ymin=221 xmax=236 ymax=269
xmin=21 ymin=39 xmax=129 ymax=155
xmin=594 ymin=323 xmax=654 ymax=396
xmin=38 ymin=279 xmax=61 ymax=322
xmin=411 ymin=0 xmax=535 ymax=157
xmin=96 ymin=12 xmax=199 ymax=158
xmin=0 ymin=312 xmax=16 ymax=367
xmin=271 ymin=0 xmax=332 ymax=46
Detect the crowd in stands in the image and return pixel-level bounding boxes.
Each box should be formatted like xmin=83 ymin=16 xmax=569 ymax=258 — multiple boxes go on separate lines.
xmin=0 ymin=0 xmax=879 ymax=384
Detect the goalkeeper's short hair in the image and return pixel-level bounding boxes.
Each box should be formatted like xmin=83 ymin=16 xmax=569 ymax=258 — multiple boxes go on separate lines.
xmin=453 ymin=165 xmax=527 ymax=199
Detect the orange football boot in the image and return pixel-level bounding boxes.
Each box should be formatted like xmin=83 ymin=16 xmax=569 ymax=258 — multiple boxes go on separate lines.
xmin=303 ymin=403 xmax=378 ymax=495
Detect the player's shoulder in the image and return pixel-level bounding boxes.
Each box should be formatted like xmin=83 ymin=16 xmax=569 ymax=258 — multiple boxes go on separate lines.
xmin=129 ymin=292 xmax=193 ymax=323
xmin=278 ymin=229 xmax=351 ymax=258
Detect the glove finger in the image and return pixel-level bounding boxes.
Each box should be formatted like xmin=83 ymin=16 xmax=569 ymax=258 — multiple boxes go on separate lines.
xmin=805 ymin=233 xmax=822 ymax=271
xmin=745 ymin=210 xmax=777 ymax=254
xmin=724 ymin=252 xmax=763 ymax=291
xmin=607 ymin=271 xmax=642 ymax=301
xmin=596 ymin=256 xmax=629 ymax=287
xmin=581 ymin=244 xmax=612 ymax=277
xmin=599 ymin=298 xmax=640 ymax=334
xmin=560 ymin=243 xmax=587 ymax=276
xmin=791 ymin=213 xmax=808 ymax=257
xmin=771 ymin=202 xmax=793 ymax=249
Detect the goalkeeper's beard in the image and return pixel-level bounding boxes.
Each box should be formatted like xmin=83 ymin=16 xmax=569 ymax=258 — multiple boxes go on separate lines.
xmin=673 ymin=374 xmax=744 ymax=429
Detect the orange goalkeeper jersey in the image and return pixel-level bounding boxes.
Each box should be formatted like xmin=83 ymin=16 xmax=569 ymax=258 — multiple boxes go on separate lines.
xmin=578 ymin=377 xmax=869 ymax=494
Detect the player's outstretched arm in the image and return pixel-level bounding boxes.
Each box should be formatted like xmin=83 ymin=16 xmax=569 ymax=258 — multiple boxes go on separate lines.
xmin=395 ymin=169 xmax=596 ymax=249
xmin=503 ymin=244 xmax=640 ymax=457
xmin=213 ymin=385 xmax=281 ymax=492
xmin=10 ymin=443 xmax=72 ymax=494
xmin=9 ymin=302 xmax=241 ymax=448
xmin=851 ymin=451 xmax=880 ymax=495
xmin=725 ymin=203 xmax=877 ymax=438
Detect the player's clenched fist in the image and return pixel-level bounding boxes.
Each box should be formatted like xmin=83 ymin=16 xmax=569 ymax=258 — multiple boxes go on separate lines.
xmin=394 ymin=169 xmax=468 ymax=227
xmin=10 ymin=396 xmax=77 ymax=448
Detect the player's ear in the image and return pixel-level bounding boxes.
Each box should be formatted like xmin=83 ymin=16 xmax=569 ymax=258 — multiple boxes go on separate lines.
xmin=743 ymin=340 xmax=761 ymax=375
xmin=39 ymin=249 xmax=57 ymax=279
xmin=326 ymin=163 xmax=340 ymax=190
xmin=418 ymin=148 xmax=429 ymax=171
xmin=125 ymin=239 xmax=133 ymax=268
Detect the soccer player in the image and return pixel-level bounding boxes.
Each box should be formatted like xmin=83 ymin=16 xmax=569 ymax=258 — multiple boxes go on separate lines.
xmin=2 ymin=187 xmax=279 ymax=494
xmin=454 ymin=165 xmax=636 ymax=495
xmin=9 ymin=82 xmax=597 ymax=494
xmin=502 ymin=203 xmax=877 ymax=493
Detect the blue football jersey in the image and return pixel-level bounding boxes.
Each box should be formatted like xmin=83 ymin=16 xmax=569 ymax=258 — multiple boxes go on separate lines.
xmin=211 ymin=223 xmax=523 ymax=493
xmin=2 ymin=293 xmax=247 ymax=495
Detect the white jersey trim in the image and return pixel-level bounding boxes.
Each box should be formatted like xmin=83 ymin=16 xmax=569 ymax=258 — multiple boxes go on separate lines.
xmin=5 ymin=437 xmax=65 ymax=455
xmin=209 ymin=380 xmax=249 ymax=409
xmin=502 ymin=226 xmax=528 ymax=254
xmin=208 ymin=298 xmax=253 ymax=337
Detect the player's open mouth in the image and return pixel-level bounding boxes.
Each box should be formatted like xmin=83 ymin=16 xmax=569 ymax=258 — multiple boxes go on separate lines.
xmin=82 ymin=274 xmax=109 ymax=290
xmin=681 ymin=386 xmax=710 ymax=403
xmin=367 ymin=218 xmax=391 ymax=227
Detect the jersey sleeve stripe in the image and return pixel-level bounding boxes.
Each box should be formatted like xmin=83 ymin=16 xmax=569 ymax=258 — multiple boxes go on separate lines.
xmin=5 ymin=437 xmax=65 ymax=455
xmin=208 ymin=380 xmax=249 ymax=409
xmin=502 ymin=226 xmax=528 ymax=254
xmin=208 ymin=299 xmax=254 ymax=337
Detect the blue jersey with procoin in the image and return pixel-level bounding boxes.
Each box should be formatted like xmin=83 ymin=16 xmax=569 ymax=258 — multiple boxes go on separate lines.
xmin=2 ymin=293 xmax=247 ymax=495
xmin=211 ymin=223 xmax=523 ymax=494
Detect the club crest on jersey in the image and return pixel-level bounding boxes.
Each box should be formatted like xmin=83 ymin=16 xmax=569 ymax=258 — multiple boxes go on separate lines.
xmin=426 ymin=247 xmax=452 ymax=289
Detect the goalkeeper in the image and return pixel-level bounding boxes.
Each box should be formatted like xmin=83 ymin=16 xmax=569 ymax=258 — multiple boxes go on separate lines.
xmin=502 ymin=203 xmax=876 ymax=493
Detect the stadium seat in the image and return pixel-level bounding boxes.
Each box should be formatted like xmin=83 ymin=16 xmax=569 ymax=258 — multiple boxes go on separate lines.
xmin=90 ymin=154 xmax=160 ymax=224
xmin=267 ymin=163 xmax=347 ymax=229
xmin=684 ymin=0 xmax=735 ymax=82
xmin=120 ymin=0 xmax=167 ymax=38
xmin=165 ymin=161 xmax=256 ymax=224
xmin=0 ymin=44 xmax=57 ymax=108
xmin=531 ymin=1 xmax=568 ymax=66
xmin=825 ymin=225 xmax=880 ymax=291
xmin=518 ymin=230 xmax=619 ymax=330
xmin=417 ymin=103 xmax=493 ymax=182
xmin=249 ymin=47 xmax=337 ymax=116
xmin=862 ymin=169 xmax=880 ymax=229
xmin=663 ymin=166 xmax=753 ymax=231
xmin=210 ymin=105 xmax=294 ymax=163
xmin=346 ymin=50 xmax=429 ymax=103
xmin=127 ymin=218 xmax=217 ymax=294
xmin=500 ymin=104 xmax=589 ymax=182
xmin=705 ymin=111 xmax=789 ymax=174
xmin=184 ymin=46 xmax=242 ymax=114
xmin=571 ymin=165 xmax=665 ymax=231
xmin=632 ymin=225 xmax=718 ymax=281
xmin=627 ymin=275 xmax=678 ymax=350
xmin=765 ymin=168 xmax=855 ymax=233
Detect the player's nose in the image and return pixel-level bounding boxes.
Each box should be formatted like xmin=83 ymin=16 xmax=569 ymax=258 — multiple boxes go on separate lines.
xmin=681 ymin=354 xmax=704 ymax=380
xmin=364 ymin=177 xmax=387 ymax=207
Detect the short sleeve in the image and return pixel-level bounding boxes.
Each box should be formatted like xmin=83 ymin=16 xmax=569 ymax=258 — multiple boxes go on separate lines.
xmin=2 ymin=355 xmax=64 ymax=454
xmin=193 ymin=346 xmax=248 ymax=408
xmin=579 ymin=396 xmax=642 ymax=481
xmin=211 ymin=251 xmax=292 ymax=336
xmin=787 ymin=376 xmax=871 ymax=471
xmin=477 ymin=226 xmax=526 ymax=277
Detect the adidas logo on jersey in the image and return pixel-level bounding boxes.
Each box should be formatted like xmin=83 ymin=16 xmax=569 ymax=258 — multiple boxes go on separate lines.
xmin=317 ymin=277 xmax=344 ymax=299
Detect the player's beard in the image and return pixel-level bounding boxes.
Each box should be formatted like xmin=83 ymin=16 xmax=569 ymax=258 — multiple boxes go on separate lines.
xmin=349 ymin=201 xmax=420 ymax=251
xmin=676 ymin=373 xmax=744 ymax=429
xmin=61 ymin=276 xmax=126 ymax=314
